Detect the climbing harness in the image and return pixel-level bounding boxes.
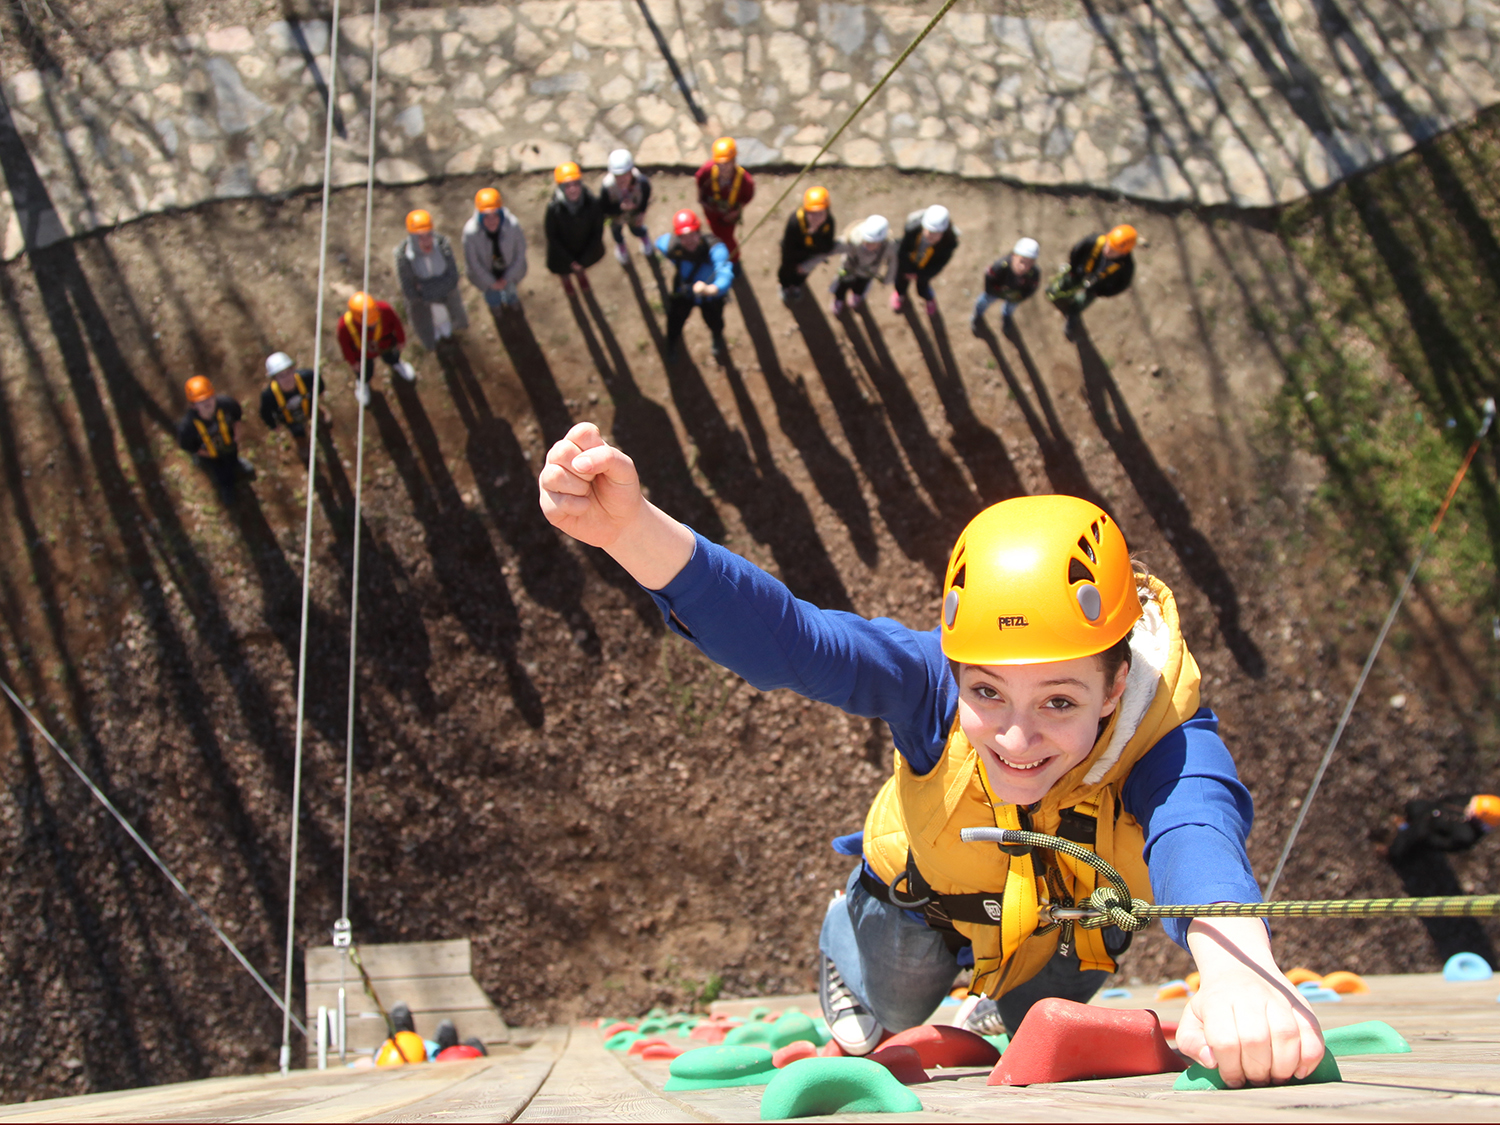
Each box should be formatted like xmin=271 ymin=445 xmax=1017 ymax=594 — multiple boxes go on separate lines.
xmin=0 ymin=677 xmax=305 ymax=1036
xmin=1263 ymin=395 xmax=1497 ymax=900
xmin=733 ymin=0 xmax=961 ymax=258
xmin=962 ymin=827 xmax=1500 ymax=956
xmin=191 ymin=410 xmax=235 ymax=458
xmin=707 ymin=164 xmax=747 ymax=213
xmin=269 ymin=372 xmax=312 ymax=428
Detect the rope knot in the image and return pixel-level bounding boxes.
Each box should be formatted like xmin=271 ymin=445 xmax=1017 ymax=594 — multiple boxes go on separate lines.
xmin=1086 ymin=886 xmax=1150 ymax=931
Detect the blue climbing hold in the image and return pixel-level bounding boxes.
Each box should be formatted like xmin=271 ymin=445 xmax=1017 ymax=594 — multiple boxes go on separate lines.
xmin=1295 ymin=982 xmax=1342 ymax=1002
xmin=1099 ymin=988 xmax=1132 ymax=1000
xmin=1443 ymin=952 xmax=1493 ymax=982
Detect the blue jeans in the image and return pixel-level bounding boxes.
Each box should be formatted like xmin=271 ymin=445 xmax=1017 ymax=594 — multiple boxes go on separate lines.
xmin=973 ymin=292 xmax=1017 ymax=320
xmin=819 ymin=864 xmax=1111 ymax=1033
xmin=484 ymin=286 xmax=519 ymax=308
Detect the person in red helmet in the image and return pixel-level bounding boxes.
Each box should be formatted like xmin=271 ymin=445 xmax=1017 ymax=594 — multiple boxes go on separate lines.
xmin=655 ymin=209 xmax=734 ymax=364
xmin=337 ymin=291 xmax=413 ymax=407
xmin=695 ymin=137 xmax=755 ymax=258
xmin=545 ymin=161 xmax=606 ymax=297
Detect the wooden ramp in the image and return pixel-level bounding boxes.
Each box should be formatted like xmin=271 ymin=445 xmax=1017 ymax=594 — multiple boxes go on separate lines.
xmin=304 ymin=939 xmax=510 ymax=1059
xmin=3 ymin=974 xmax=1500 ymax=1121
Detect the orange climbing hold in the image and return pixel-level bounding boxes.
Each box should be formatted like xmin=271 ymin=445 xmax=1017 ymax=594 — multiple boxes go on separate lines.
xmin=1320 ymin=971 xmax=1370 ymax=994
xmin=991 ymin=999 xmax=1188 ymax=1086
xmin=1156 ymin=982 xmax=1190 ymax=1000
xmin=1286 ymin=967 xmax=1323 ymax=985
xmin=773 ymin=1040 xmax=820 ymax=1068
xmin=601 ymin=1021 xmax=637 ymax=1039
xmin=1184 ymin=972 xmax=1201 ymax=992
xmin=882 ymin=1025 xmax=1000 ymax=1069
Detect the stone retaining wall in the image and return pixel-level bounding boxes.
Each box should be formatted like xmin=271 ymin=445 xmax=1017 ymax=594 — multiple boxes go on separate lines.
xmin=2 ymin=0 xmax=1497 ymax=258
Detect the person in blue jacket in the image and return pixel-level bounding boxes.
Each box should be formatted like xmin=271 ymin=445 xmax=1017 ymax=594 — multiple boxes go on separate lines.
xmin=538 ymin=422 xmax=1325 ymax=1089
xmin=657 ymin=208 xmax=734 ymax=365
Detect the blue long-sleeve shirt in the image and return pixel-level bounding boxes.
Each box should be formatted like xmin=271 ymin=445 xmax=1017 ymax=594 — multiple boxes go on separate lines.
xmin=648 ymin=533 xmax=1262 ymax=948
xmin=655 ymin=233 xmax=734 ymax=300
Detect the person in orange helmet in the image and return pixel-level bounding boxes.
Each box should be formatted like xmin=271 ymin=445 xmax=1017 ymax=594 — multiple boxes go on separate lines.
xmin=1388 ymin=793 xmax=1500 ymax=864
xmin=1046 ymin=224 xmax=1138 ymax=340
xmin=539 ymin=433 xmax=1325 ymax=1088
xmin=777 ymin=185 xmax=837 ymax=305
xmin=544 ymin=161 xmax=605 ymax=297
xmin=695 ymin=136 xmax=755 ymax=258
xmin=462 ymin=187 xmax=528 ymax=312
xmin=394 ymin=208 xmax=468 ymax=350
xmin=337 ymin=292 xmax=413 ymax=407
xmin=176 ymin=375 xmax=254 ymax=501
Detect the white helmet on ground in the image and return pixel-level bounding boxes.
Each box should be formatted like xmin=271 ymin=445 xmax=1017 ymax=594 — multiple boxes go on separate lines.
xmin=608 ymin=149 xmax=634 ymax=175
xmin=266 ymin=352 xmax=294 ymax=377
xmin=1013 ymin=237 xmax=1040 ymax=260
xmin=860 ymin=214 xmax=890 ymax=243
xmin=921 ymin=205 xmax=951 ymax=233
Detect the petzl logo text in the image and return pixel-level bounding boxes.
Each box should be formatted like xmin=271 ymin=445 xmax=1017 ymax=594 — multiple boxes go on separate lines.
xmin=996 ymin=615 xmax=1030 ymax=629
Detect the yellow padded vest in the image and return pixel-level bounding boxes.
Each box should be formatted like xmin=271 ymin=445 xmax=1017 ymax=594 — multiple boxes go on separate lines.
xmin=863 ymin=576 xmax=1201 ymax=999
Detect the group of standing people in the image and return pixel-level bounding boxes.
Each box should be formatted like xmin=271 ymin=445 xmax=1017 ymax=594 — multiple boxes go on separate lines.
xmin=174 ymin=134 xmax=1143 ymax=501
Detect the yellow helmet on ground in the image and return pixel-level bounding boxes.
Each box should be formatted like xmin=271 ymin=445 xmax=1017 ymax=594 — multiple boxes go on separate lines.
xmin=375 ymin=1029 xmax=428 ymax=1066
xmin=940 ymin=495 xmax=1141 ymax=665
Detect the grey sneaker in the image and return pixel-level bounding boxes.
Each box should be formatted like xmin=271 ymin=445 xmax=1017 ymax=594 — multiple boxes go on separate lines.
xmin=819 ymin=956 xmax=883 ymax=1056
xmin=963 ymin=996 xmax=1007 ymax=1037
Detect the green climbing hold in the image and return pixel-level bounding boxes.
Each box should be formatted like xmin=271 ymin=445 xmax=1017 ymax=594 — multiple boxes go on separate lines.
xmin=725 ymin=1012 xmax=819 ymax=1051
xmin=750 ymin=1005 xmax=772 ymax=1021
xmin=1324 ymin=1021 xmax=1411 ymax=1057
xmin=638 ymin=1018 xmax=667 ymax=1034
xmin=665 ymin=1046 xmax=777 ymax=1090
xmin=759 ymin=1057 xmax=924 ymax=1119
xmin=983 ymin=1033 xmax=1009 ymax=1055
xmin=646 ymin=1006 xmax=668 ymax=1019
xmin=1174 ymin=1050 xmax=1342 ymax=1091
xmin=604 ymin=1030 xmax=643 ymax=1052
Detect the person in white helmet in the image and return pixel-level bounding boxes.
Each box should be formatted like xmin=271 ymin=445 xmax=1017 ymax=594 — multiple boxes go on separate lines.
xmin=891 ymin=205 xmax=958 ymax=315
xmin=829 ymin=215 xmax=897 ymax=316
xmin=971 ymin=237 xmax=1041 ymax=335
xmin=600 ymin=149 xmax=655 ymax=265
xmin=258 ymin=352 xmax=330 ymax=442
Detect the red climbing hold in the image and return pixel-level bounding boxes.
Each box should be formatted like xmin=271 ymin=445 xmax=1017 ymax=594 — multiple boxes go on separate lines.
xmin=601 ymin=1022 xmax=637 ymax=1039
xmin=883 ymin=1025 xmax=1000 ymax=1069
xmin=628 ymin=1037 xmax=672 ymax=1056
xmin=990 ymin=999 xmax=1188 ymax=1086
xmin=773 ymin=1040 xmax=820 ymax=1068
xmin=690 ymin=1023 xmax=732 ymax=1044
xmin=640 ymin=1042 xmax=696 ymax=1061
xmin=868 ymin=1044 xmax=929 ymax=1084
xmin=818 ymin=1038 xmax=846 ymax=1057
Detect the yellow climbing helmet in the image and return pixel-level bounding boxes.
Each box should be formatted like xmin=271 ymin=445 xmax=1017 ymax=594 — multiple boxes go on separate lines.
xmin=940 ymin=495 xmax=1142 ymax=665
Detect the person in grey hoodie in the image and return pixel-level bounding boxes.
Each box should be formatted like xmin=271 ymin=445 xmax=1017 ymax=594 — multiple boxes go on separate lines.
xmin=829 ymin=214 xmax=897 ymax=316
xmin=394 ymin=209 xmax=469 ymax=349
xmin=462 ymin=186 xmax=528 ymax=312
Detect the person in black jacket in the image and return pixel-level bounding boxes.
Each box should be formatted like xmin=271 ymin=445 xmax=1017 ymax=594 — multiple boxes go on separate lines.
xmin=259 ymin=352 xmax=329 ymax=444
xmin=544 ymin=160 xmax=605 ymax=297
xmin=177 ymin=375 xmax=254 ymax=502
xmin=1046 ymin=224 xmax=1136 ymax=340
xmin=891 ymin=205 xmax=957 ymax=316
xmin=1388 ymin=794 xmax=1500 ymax=864
xmin=971 ymin=237 xmax=1041 ymax=335
xmin=778 ymin=185 xmax=837 ymax=305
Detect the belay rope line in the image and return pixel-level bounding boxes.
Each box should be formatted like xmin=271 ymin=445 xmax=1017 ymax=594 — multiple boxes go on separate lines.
xmin=961 ymin=828 xmax=1500 ymax=943
xmin=0 ymin=679 xmax=306 ymax=1036
xmin=1263 ymin=396 xmax=1497 ymax=901
xmin=731 ymin=0 xmax=961 ymax=259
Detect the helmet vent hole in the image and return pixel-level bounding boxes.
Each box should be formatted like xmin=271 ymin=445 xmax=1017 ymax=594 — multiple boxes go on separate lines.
xmin=943 ymin=589 xmax=961 ymax=628
xmin=1090 ymin=519 xmax=1102 ymax=543
xmin=952 ymin=563 xmax=966 ymax=589
xmin=1076 ymin=583 xmax=1102 ymax=622
xmin=1076 ymin=536 xmax=1096 ymax=564
xmin=1068 ymin=558 xmax=1095 ymax=585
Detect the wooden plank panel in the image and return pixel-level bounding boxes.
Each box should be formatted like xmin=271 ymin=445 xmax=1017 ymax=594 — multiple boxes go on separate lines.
xmin=381 ymin=1027 xmax=568 ymax=1123
xmin=306 ymin=976 xmax=498 ymax=1015
xmin=306 ymin=941 xmax=472 ymax=983
xmin=516 ymin=1029 xmax=705 ymax=1123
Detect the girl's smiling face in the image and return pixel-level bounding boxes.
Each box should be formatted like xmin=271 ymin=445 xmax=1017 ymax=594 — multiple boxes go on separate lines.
xmin=957 ymin=656 xmax=1128 ymax=806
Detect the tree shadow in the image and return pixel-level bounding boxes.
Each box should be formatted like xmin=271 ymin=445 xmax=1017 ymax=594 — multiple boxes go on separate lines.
xmin=901 ymin=305 xmax=1027 ymax=506
xmin=786 ymin=297 xmax=947 ymax=575
xmin=1388 ymin=848 xmax=1499 ymax=968
xmin=368 ymin=385 xmax=544 ymax=728
xmin=617 ymin=265 xmax=852 ymax=608
xmin=733 ymin=276 xmax=878 ymax=567
xmin=1074 ymin=323 xmax=1267 ymax=676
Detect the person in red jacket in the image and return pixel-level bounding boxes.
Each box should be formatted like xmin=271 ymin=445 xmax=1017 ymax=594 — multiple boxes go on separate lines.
xmin=336 ymin=291 xmax=415 ymax=407
xmin=695 ymin=136 xmax=755 ymax=258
